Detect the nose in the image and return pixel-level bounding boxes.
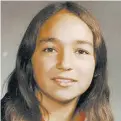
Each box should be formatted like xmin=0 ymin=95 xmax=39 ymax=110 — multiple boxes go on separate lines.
xmin=56 ymin=49 xmax=73 ymax=71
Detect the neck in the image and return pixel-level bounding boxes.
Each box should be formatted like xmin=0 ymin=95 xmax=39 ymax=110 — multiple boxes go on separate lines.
xmin=35 ymin=90 xmax=80 ymax=121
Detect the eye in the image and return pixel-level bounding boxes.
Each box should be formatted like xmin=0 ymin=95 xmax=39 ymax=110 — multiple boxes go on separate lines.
xmin=42 ymin=47 xmax=57 ymax=53
xmin=75 ymin=49 xmax=89 ymax=55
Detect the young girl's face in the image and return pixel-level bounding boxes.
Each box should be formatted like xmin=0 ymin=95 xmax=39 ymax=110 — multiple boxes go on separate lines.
xmin=32 ymin=9 xmax=95 ymax=102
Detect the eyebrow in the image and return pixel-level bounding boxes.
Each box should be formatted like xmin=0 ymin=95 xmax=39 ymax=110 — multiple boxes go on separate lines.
xmin=38 ymin=37 xmax=57 ymax=44
xmin=76 ymin=40 xmax=93 ymax=47
xmin=38 ymin=37 xmax=93 ymax=47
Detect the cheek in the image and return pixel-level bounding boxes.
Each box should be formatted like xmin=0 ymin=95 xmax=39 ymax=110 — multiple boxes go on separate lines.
xmin=75 ymin=57 xmax=95 ymax=89
xmin=76 ymin=57 xmax=95 ymax=74
xmin=32 ymin=54 xmax=58 ymax=91
xmin=43 ymin=57 xmax=56 ymax=73
xmin=32 ymin=53 xmax=57 ymax=80
xmin=32 ymin=55 xmax=44 ymax=82
xmin=41 ymin=56 xmax=58 ymax=79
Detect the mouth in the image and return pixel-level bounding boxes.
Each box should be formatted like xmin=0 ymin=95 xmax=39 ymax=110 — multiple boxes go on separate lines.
xmin=51 ymin=76 xmax=77 ymax=87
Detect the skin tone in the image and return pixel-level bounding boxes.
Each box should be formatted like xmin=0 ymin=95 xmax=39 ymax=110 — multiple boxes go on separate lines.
xmin=32 ymin=9 xmax=95 ymax=121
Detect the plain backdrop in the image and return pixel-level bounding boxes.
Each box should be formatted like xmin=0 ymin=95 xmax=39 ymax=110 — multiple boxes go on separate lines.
xmin=1 ymin=1 xmax=121 ymax=121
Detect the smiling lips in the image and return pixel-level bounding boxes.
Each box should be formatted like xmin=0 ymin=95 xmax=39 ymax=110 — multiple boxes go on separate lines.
xmin=52 ymin=77 xmax=77 ymax=87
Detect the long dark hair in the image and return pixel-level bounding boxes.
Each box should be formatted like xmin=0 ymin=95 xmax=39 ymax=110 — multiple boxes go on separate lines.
xmin=1 ymin=2 xmax=114 ymax=121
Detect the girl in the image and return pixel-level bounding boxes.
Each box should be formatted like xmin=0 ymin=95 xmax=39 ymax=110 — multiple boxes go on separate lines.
xmin=1 ymin=2 xmax=114 ymax=121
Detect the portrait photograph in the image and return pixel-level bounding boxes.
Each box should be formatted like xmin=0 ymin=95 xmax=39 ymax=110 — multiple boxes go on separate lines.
xmin=1 ymin=1 xmax=121 ymax=121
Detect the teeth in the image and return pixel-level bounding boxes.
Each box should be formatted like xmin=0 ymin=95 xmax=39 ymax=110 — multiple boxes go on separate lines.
xmin=52 ymin=78 xmax=76 ymax=87
xmin=58 ymin=82 xmax=74 ymax=86
xmin=56 ymin=79 xmax=72 ymax=83
xmin=53 ymin=78 xmax=76 ymax=87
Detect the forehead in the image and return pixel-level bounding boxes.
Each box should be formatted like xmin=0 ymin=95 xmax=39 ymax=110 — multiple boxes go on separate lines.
xmin=37 ymin=9 xmax=93 ymax=45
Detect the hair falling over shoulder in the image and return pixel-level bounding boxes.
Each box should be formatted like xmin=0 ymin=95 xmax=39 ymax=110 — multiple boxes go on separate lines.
xmin=1 ymin=2 xmax=114 ymax=121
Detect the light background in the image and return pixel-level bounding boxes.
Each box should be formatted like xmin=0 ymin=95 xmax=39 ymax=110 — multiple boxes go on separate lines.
xmin=1 ymin=1 xmax=121 ymax=121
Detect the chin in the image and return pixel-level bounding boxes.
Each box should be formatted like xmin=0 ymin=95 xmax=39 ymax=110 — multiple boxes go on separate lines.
xmin=51 ymin=93 xmax=79 ymax=104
